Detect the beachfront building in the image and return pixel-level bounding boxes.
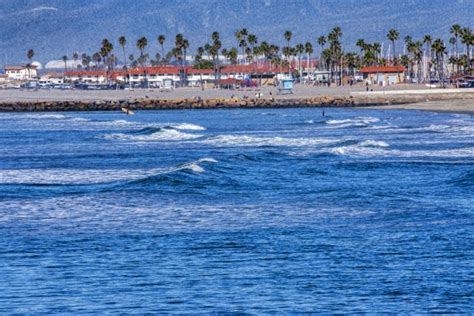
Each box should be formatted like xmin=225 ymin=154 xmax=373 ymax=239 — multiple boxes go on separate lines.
xmin=186 ymin=68 xmax=214 ymax=87
xmin=63 ymin=64 xmax=301 ymax=87
xmin=39 ymin=73 xmax=64 ymax=86
xmin=4 ymin=65 xmax=38 ymax=80
xmin=112 ymin=67 xmax=181 ymax=87
xmin=360 ymin=66 xmax=406 ymax=86
xmin=65 ymin=70 xmax=107 ymax=83
xmin=0 ymin=74 xmax=8 ymax=83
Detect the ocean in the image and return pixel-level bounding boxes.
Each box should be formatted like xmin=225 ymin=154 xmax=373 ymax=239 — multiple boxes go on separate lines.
xmin=0 ymin=108 xmax=473 ymax=313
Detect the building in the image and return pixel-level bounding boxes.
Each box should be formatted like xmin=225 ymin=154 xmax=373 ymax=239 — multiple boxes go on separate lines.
xmin=360 ymin=66 xmax=405 ymax=86
xmin=110 ymin=67 xmax=181 ymax=87
xmin=0 ymin=74 xmax=8 ymax=83
xmin=4 ymin=65 xmax=38 ymax=80
xmin=65 ymin=70 xmax=107 ymax=84
xmin=64 ymin=64 xmax=298 ymax=87
xmin=38 ymin=73 xmax=64 ymax=86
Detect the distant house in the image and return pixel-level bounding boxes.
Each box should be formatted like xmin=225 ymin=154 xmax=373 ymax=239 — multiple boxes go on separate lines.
xmin=4 ymin=65 xmax=38 ymax=80
xmin=360 ymin=66 xmax=405 ymax=86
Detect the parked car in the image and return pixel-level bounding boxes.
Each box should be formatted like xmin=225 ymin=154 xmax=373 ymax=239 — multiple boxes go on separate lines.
xmin=459 ymin=80 xmax=474 ymax=88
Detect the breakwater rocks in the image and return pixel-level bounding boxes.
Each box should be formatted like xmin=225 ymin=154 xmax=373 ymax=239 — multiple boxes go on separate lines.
xmin=0 ymin=93 xmax=472 ymax=112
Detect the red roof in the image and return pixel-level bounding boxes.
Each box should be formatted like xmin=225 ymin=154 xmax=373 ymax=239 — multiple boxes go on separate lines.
xmin=129 ymin=66 xmax=180 ymax=75
xmin=360 ymin=66 xmax=405 ymax=73
xmin=63 ymin=62 xmax=316 ymax=79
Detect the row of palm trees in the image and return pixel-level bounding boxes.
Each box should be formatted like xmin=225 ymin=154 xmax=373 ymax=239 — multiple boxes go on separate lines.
xmin=43 ymin=24 xmax=472 ymax=85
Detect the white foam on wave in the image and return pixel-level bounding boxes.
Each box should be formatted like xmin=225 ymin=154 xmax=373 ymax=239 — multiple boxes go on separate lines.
xmin=103 ymin=128 xmax=203 ymax=142
xmin=328 ymin=140 xmax=390 ymax=156
xmin=198 ymin=157 xmax=218 ymax=163
xmin=109 ymin=119 xmax=134 ymax=125
xmin=172 ymin=123 xmax=206 ymax=131
xmin=0 ymin=158 xmax=218 ymax=185
xmin=69 ymin=117 xmax=91 ymax=122
xmin=204 ymin=134 xmax=343 ymax=147
xmin=370 ymin=123 xmax=474 ymax=136
xmin=359 ymin=140 xmax=390 ymax=148
xmin=20 ymin=113 xmax=68 ymax=120
xmin=327 ymin=140 xmax=474 ymax=158
xmin=326 ymin=116 xmax=380 ymax=128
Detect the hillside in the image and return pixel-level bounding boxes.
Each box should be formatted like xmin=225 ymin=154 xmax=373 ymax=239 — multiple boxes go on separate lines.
xmin=0 ymin=0 xmax=472 ymax=65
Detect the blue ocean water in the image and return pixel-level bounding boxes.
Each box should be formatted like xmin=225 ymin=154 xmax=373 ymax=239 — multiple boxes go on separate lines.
xmin=0 ymin=108 xmax=473 ymax=313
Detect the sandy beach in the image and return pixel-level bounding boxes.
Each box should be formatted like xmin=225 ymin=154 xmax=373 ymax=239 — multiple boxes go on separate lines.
xmin=363 ymin=99 xmax=474 ymax=114
xmin=0 ymin=85 xmax=473 ymax=114
xmin=0 ymin=84 xmax=432 ymax=102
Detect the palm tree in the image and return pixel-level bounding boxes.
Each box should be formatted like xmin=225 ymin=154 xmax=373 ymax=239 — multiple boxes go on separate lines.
xmin=72 ymin=52 xmax=79 ymax=69
xmin=293 ymin=43 xmax=303 ymax=75
xmin=423 ymin=35 xmax=432 ymax=56
xmin=81 ymin=53 xmax=92 ymax=70
xmin=175 ymin=33 xmax=185 ymax=67
xmin=92 ymin=52 xmax=101 ymax=70
xmin=158 ymin=35 xmax=166 ymax=64
xmin=450 ymin=24 xmax=462 ymax=57
xmin=118 ymin=36 xmax=127 ymax=67
xmin=305 ymin=42 xmax=313 ymax=71
xmin=449 ymin=37 xmax=456 ymax=56
xmin=356 ymin=39 xmax=366 ymax=57
xmin=221 ymin=48 xmax=229 ymax=63
xmin=460 ymin=27 xmax=472 ymax=72
xmin=248 ymin=34 xmax=258 ymax=61
xmin=101 ymin=39 xmax=114 ymax=76
xmin=432 ymin=38 xmax=446 ymax=85
xmin=344 ymin=52 xmax=359 ymax=78
xmin=211 ymin=32 xmax=222 ymax=82
xmin=62 ymin=55 xmax=68 ymax=83
xmin=386 ymin=28 xmax=400 ymax=64
xmin=284 ymin=31 xmax=292 ymax=48
xmin=408 ymin=41 xmax=423 ymax=82
xmin=183 ymin=39 xmax=190 ymax=65
xmin=318 ymin=36 xmax=327 ymax=70
xmin=118 ymin=36 xmax=130 ymax=87
xmin=404 ymin=36 xmax=412 ymax=55
xmin=374 ymin=42 xmax=382 ymax=65
xmin=328 ymin=26 xmax=342 ymax=84
xmin=26 ymin=49 xmax=34 ymax=79
xmin=136 ymin=37 xmax=149 ymax=88
xmin=234 ymin=30 xmax=243 ymax=64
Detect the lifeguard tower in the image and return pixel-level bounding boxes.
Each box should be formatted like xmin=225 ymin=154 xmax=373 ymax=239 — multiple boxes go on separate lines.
xmin=277 ymin=78 xmax=294 ymax=94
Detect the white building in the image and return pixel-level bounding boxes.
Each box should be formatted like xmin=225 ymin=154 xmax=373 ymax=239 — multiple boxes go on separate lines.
xmin=39 ymin=73 xmax=64 ymax=86
xmin=4 ymin=65 xmax=38 ymax=80
xmin=112 ymin=67 xmax=182 ymax=87
xmin=65 ymin=70 xmax=107 ymax=83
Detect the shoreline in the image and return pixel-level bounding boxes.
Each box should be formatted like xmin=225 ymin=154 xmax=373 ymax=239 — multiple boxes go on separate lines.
xmin=0 ymin=87 xmax=473 ymax=114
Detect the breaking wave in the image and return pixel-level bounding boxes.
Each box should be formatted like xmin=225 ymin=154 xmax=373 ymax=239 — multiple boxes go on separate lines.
xmin=203 ymin=135 xmax=343 ymax=147
xmin=102 ymin=125 xmax=203 ymax=141
xmin=325 ymin=116 xmax=380 ymax=128
xmin=0 ymin=158 xmax=218 ymax=186
xmin=172 ymin=123 xmax=206 ymax=131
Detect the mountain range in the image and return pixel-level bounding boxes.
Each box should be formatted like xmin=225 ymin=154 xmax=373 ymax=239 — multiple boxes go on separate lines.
xmin=0 ymin=0 xmax=473 ymax=65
